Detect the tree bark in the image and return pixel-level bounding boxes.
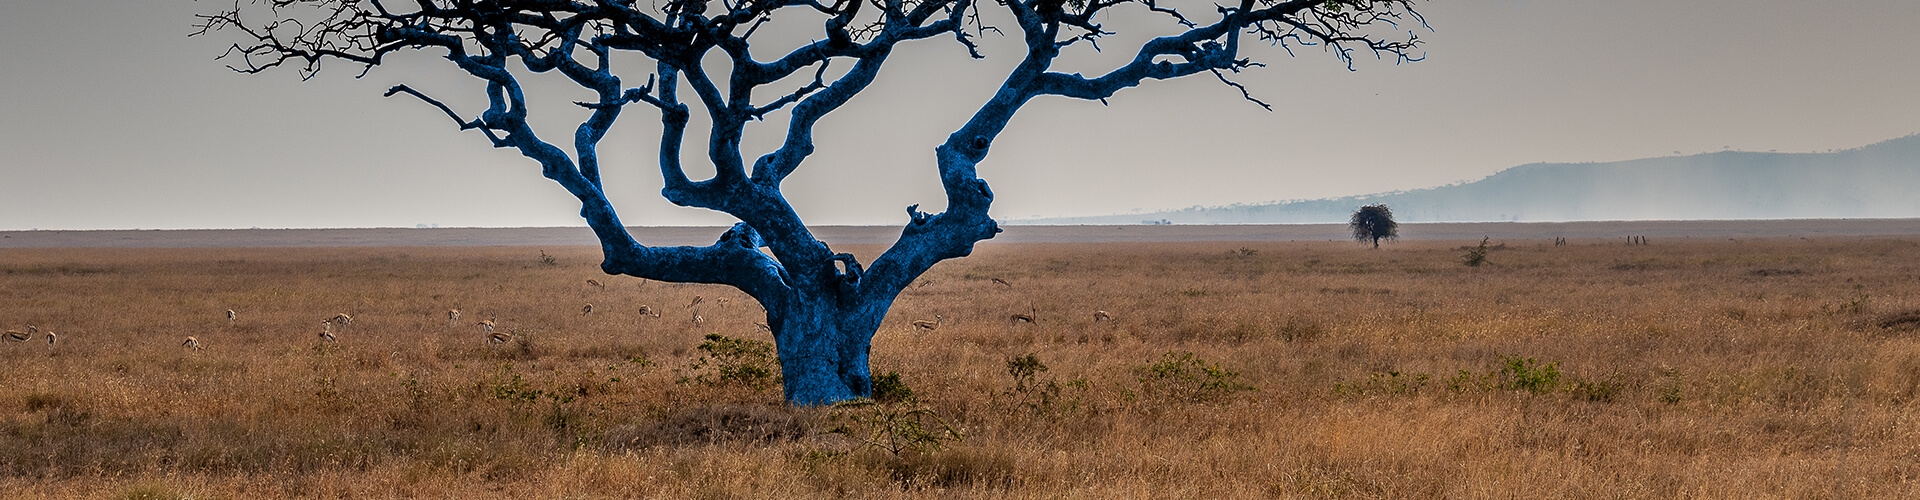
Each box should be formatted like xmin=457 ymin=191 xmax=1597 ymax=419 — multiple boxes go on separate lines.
xmin=766 ymin=294 xmax=885 ymax=404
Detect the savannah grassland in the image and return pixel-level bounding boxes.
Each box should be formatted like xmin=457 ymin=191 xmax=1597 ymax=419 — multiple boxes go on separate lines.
xmin=3 ymin=236 xmax=1920 ymax=498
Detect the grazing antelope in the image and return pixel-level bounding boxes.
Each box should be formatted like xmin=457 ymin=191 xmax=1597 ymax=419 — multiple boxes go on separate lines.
xmin=755 ymin=322 xmax=772 ymax=332
xmin=486 ymin=330 xmax=512 ymax=345
xmin=1010 ymin=313 xmax=1035 ymax=325
xmin=637 ymin=305 xmax=661 ymax=318
xmin=448 ymin=309 xmax=461 ymax=327
xmin=3 ymin=327 xmax=29 ymax=343
xmin=45 ymin=331 xmax=56 ymax=346
xmin=912 ymin=315 xmax=944 ymax=332
xmin=687 ymin=296 xmax=704 ymax=308
xmin=182 ymin=336 xmax=203 ymax=350
xmin=991 ymin=278 xmax=1013 ymax=288
xmin=716 ymin=298 xmax=730 ymax=307
xmin=330 ymin=313 xmax=354 ymax=326
xmin=587 ymin=279 xmax=604 ymax=289
xmin=477 ymin=318 xmax=497 ymax=334
xmin=691 ymin=312 xmax=705 ymax=324
xmin=227 ymin=309 xmax=237 ymax=326
xmin=582 ymin=303 xmax=594 ymax=316
xmin=1093 ymin=310 xmax=1113 ymax=322
xmin=319 ymin=320 xmax=337 ymax=342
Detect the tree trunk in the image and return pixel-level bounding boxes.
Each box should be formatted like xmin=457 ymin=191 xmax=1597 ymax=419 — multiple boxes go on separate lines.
xmin=767 ymin=294 xmax=883 ymax=405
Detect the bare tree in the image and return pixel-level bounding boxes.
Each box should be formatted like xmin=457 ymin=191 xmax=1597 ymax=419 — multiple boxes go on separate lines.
xmin=1350 ymin=204 xmax=1398 ymax=249
xmin=195 ymin=0 xmax=1425 ymax=405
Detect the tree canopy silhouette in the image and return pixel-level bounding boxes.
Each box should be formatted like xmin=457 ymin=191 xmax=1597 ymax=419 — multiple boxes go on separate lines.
xmin=195 ymin=0 xmax=1427 ymax=404
xmin=1350 ymin=204 xmax=1397 ymax=248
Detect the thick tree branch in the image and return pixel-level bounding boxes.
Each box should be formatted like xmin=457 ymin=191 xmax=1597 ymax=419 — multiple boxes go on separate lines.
xmin=653 ymin=66 xmax=700 ymax=199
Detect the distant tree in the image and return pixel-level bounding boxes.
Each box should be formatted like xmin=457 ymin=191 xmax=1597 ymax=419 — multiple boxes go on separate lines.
xmin=1350 ymin=204 xmax=1398 ymax=248
xmin=195 ymin=0 xmax=1425 ymax=405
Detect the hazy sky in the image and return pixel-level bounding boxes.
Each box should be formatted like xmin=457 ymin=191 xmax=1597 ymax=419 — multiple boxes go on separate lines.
xmin=2 ymin=1 xmax=1916 ymax=230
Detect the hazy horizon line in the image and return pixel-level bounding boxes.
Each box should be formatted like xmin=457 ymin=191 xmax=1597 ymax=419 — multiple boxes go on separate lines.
xmin=14 ymin=216 xmax=1920 ymax=233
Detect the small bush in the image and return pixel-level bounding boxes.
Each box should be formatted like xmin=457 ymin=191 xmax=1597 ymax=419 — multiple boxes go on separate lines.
xmin=1498 ymin=354 xmax=1561 ymax=393
xmin=1005 ymin=354 xmax=1048 ymax=393
xmin=1462 ymin=237 xmax=1491 ymax=267
xmin=831 ymin=400 xmax=962 ymax=457
xmin=871 ymin=371 xmax=914 ymax=404
xmin=1135 ymin=352 xmax=1254 ymax=404
xmin=682 ymin=333 xmax=780 ymax=390
xmin=1003 ymin=353 xmax=1082 ymax=415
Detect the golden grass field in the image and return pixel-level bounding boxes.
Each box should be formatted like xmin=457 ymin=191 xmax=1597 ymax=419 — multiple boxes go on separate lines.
xmin=3 ymin=235 xmax=1919 ymax=498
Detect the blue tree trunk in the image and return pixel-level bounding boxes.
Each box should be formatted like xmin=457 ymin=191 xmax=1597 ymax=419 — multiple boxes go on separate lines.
xmin=769 ymin=296 xmax=884 ymax=404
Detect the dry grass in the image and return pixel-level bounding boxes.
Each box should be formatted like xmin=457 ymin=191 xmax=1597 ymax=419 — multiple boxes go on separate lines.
xmin=3 ymin=237 xmax=1920 ymax=498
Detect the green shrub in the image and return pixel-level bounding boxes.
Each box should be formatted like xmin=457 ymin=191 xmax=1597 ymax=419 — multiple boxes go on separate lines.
xmin=1135 ymin=352 xmax=1254 ymax=404
xmin=682 ymin=333 xmax=780 ymax=390
xmin=871 ymin=371 xmax=914 ymax=404
xmin=1498 ymin=355 xmax=1561 ymax=393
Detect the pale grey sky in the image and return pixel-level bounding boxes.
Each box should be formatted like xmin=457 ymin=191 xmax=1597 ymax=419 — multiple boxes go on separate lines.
xmin=1 ymin=1 xmax=1916 ymax=230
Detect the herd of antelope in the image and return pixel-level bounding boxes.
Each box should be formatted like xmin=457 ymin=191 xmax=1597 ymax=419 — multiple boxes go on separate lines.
xmin=5 ymin=275 xmax=1114 ymax=352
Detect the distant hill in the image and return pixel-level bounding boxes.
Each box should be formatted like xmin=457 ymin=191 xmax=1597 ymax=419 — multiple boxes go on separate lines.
xmin=1019 ymin=134 xmax=1920 ymax=224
